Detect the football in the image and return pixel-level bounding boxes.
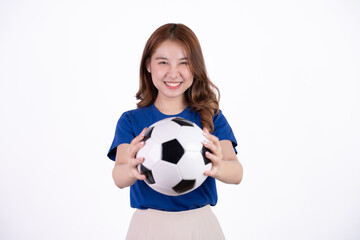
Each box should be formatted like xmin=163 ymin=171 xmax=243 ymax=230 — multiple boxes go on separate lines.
xmin=136 ymin=117 xmax=212 ymax=196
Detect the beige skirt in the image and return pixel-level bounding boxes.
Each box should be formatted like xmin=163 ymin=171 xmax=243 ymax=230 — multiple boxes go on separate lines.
xmin=126 ymin=205 xmax=225 ymax=240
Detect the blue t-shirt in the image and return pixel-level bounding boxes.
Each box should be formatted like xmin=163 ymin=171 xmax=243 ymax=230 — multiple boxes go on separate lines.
xmin=107 ymin=104 xmax=237 ymax=212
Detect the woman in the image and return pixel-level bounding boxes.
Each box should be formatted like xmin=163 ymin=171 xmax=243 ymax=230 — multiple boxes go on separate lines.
xmin=108 ymin=23 xmax=243 ymax=239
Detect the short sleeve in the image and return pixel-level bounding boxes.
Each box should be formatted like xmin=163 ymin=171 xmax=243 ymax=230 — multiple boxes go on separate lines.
xmin=212 ymin=111 xmax=238 ymax=154
xmin=107 ymin=112 xmax=136 ymax=161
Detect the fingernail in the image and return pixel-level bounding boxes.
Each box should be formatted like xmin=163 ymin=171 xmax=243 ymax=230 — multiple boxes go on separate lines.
xmin=202 ymin=139 xmax=210 ymax=144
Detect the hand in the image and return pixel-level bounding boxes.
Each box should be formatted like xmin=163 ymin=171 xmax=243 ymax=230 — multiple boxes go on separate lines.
xmin=127 ymin=128 xmax=147 ymax=181
xmin=202 ymin=127 xmax=223 ymax=179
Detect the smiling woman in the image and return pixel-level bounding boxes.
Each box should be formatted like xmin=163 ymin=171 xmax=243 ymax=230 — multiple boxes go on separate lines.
xmin=136 ymin=23 xmax=220 ymax=133
xmin=108 ymin=23 xmax=243 ymax=239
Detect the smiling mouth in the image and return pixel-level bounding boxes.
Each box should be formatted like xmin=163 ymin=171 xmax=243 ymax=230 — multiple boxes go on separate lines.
xmin=164 ymin=82 xmax=182 ymax=87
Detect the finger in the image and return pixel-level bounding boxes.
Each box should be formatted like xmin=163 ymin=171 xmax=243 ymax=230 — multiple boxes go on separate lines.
xmin=203 ymin=156 xmax=219 ymax=178
xmin=129 ymin=141 xmax=145 ymax=158
xmin=139 ymin=127 xmax=148 ymax=137
xmin=202 ymin=138 xmax=214 ymax=152
xmin=129 ymin=156 xmax=144 ymax=168
xmin=203 ymin=131 xmax=220 ymax=145
xmin=202 ymin=139 xmax=221 ymax=157
xmin=204 ymin=168 xmax=217 ymax=178
xmin=135 ymin=157 xmax=147 ymax=180
xmin=203 ymin=127 xmax=210 ymax=135
xmin=131 ymin=167 xmax=146 ymax=180
xmin=128 ymin=157 xmax=146 ymax=180
xmin=131 ymin=128 xmax=147 ymax=145
xmin=129 ymin=128 xmax=148 ymax=157
xmin=204 ymin=150 xmax=219 ymax=164
xmin=204 ymin=170 xmax=213 ymax=177
xmin=203 ymin=128 xmax=221 ymax=147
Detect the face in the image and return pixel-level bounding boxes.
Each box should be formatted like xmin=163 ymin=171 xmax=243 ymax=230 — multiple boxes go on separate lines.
xmin=147 ymin=40 xmax=194 ymax=103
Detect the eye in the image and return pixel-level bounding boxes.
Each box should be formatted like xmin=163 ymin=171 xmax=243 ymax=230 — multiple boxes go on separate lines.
xmin=180 ymin=61 xmax=188 ymax=65
xmin=159 ymin=61 xmax=167 ymax=65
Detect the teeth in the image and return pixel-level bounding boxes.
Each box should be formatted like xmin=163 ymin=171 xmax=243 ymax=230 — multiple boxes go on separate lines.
xmin=165 ymin=82 xmax=181 ymax=87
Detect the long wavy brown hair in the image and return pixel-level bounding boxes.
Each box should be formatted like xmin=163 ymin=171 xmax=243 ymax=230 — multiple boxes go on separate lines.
xmin=136 ymin=23 xmax=220 ymax=132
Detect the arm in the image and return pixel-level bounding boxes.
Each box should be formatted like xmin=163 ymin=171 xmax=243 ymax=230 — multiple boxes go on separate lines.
xmin=203 ymin=128 xmax=243 ymax=184
xmin=112 ymin=128 xmax=147 ymax=189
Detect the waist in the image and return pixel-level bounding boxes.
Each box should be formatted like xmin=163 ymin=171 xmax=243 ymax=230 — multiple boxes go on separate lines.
xmin=136 ymin=204 xmax=212 ymax=217
xmin=130 ymin=178 xmax=218 ymax=211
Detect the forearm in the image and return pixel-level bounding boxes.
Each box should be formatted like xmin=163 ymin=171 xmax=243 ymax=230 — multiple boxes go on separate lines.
xmin=216 ymin=159 xmax=243 ymax=184
xmin=112 ymin=163 xmax=138 ymax=189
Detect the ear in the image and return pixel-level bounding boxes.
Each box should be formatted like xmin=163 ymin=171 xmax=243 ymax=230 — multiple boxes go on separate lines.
xmin=146 ymin=60 xmax=151 ymax=73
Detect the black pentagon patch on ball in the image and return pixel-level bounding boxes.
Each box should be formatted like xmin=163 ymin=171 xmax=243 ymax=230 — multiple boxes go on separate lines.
xmin=139 ymin=164 xmax=155 ymax=184
xmin=173 ymin=179 xmax=196 ymax=194
xmin=201 ymin=146 xmax=212 ymax=165
xmin=162 ymin=139 xmax=184 ymax=164
xmin=143 ymin=126 xmax=154 ymax=142
xmin=171 ymin=117 xmax=194 ymax=127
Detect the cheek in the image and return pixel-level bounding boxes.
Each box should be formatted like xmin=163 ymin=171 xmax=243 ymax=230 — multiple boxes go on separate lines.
xmin=150 ymin=66 xmax=165 ymax=79
xmin=183 ymin=70 xmax=194 ymax=81
xmin=179 ymin=66 xmax=193 ymax=80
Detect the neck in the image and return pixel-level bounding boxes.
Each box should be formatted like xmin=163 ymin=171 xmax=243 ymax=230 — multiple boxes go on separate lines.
xmin=154 ymin=96 xmax=187 ymax=115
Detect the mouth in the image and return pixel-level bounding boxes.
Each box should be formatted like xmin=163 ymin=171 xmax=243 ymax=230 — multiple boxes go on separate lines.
xmin=164 ymin=81 xmax=182 ymax=89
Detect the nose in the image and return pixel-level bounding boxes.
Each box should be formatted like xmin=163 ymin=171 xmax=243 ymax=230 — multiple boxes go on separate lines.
xmin=167 ymin=64 xmax=180 ymax=79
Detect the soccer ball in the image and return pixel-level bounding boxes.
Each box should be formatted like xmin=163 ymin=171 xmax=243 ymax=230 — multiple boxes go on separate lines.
xmin=136 ymin=117 xmax=212 ymax=196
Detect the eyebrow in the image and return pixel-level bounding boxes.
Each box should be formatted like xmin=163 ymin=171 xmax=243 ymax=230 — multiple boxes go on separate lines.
xmin=154 ymin=57 xmax=188 ymax=60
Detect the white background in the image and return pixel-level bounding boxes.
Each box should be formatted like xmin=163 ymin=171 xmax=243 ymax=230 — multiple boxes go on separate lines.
xmin=1 ymin=0 xmax=359 ymax=239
